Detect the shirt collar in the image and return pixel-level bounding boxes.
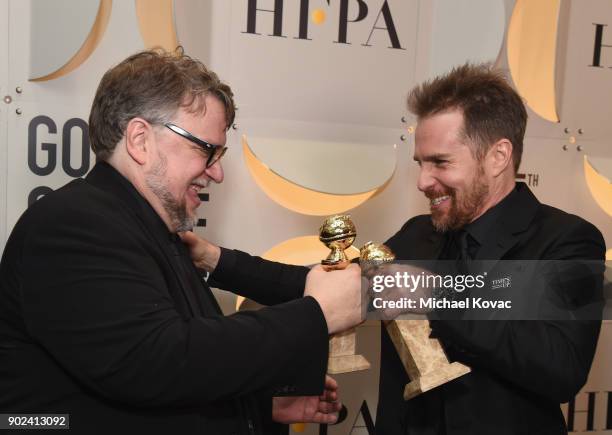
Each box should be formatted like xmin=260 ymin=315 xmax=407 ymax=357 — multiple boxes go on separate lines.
xmin=464 ymin=183 xmax=519 ymax=246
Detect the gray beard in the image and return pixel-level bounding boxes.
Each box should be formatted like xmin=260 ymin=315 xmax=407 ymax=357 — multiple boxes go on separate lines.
xmin=145 ymin=153 xmax=197 ymax=232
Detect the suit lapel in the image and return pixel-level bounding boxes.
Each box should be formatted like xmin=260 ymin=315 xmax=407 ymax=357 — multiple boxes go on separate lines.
xmin=85 ymin=162 xmax=202 ymax=317
xmin=454 ymin=184 xmax=540 ymax=320
xmin=474 ymin=183 xmax=540 ymax=269
xmin=164 ymin=237 xmax=201 ymax=318
xmin=174 ymin=240 xmax=224 ymax=317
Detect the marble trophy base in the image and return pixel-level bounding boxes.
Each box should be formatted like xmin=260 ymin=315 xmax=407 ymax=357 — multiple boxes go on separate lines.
xmin=327 ymin=329 xmax=370 ymax=374
xmin=385 ymin=320 xmax=471 ymax=400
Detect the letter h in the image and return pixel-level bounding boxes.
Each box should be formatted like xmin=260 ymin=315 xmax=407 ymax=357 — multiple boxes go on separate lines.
xmin=591 ymin=23 xmax=612 ymax=67
xmin=244 ymin=0 xmax=286 ymax=37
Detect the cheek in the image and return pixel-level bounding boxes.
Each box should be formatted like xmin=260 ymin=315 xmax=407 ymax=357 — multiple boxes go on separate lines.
xmin=185 ymin=157 xmax=207 ymax=173
xmin=165 ymin=173 xmax=191 ymax=196
xmin=444 ymin=165 xmax=478 ymax=189
xmin=170 ymin=162 xmax=200 ymax=184
xmin=435 ymin=171 xmax=462 ymax=190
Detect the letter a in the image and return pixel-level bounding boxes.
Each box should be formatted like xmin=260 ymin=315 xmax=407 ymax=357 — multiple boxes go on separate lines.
xmin=363 ymin=0 xmax=404 ymax=49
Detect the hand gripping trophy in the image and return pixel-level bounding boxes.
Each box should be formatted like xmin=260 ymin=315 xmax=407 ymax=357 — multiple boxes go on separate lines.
xmin=320 ymin=215 xmax=470 ymax=397
xmin=318 ymin=215 xmax=370 ymax=374
xmin=363 ymin=245 xmax=471 ymax=400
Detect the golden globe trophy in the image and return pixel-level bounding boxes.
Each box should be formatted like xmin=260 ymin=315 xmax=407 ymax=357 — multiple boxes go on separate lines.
xmin=318 ymin=215 xmax=370 ymax=374
xmin=360 ymin=242 xmax=471 ymax=400
xmin=319 ymin=214 xmax=356 ymax=270
xmin=359 ymin=241 xmax=395 ymax=272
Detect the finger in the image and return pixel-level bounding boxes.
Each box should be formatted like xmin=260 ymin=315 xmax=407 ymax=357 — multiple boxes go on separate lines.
xmin=178 ymin=231 xmax=197 ymax=245
xmin=318 ymin=400 xmax=342 ymax=414
xmin=324 ymin=375 xmax=338 ymax=390
xmin=346 ymin=263 xmax=361 ymax=273
xmin=310 ymin=264 xmax=325 ymax=273
xmin=328 ymin=391 xmax=339 ymax=402
xmin=320 ymin=389 xmax=338 ymax=402
xmin=311 ymin=412 xmax=339 ymax=425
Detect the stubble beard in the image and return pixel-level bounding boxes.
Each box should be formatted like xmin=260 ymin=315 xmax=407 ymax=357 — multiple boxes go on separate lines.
xmin=430 ymin=165 xmax=489 ymax=233
xmin=145 ymin=152 xmax=197 ymax=233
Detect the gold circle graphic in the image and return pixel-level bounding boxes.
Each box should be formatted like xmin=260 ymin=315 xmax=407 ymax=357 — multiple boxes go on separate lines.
xmin=312 ymin=9 xmax=326 ymax=25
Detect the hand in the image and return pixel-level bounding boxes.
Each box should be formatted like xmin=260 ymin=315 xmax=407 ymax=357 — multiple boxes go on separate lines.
xmin=178 ymin=231 xmax=221 ymax=273
xmin=272 ymin=376 xmax=342 ymax=424
xmin=304 ymin=264 xmax=366 ymax=334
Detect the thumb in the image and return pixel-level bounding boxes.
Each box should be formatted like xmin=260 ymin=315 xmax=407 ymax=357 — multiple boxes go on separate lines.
xmin=178 ymin=231 xmax=198 ymax=246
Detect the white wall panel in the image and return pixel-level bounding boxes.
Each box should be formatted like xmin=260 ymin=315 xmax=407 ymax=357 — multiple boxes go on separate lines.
xmin=29 ymin=0 xmax=99 ymax=79
xmin=428 ymin=0 xmax=506 ymax=78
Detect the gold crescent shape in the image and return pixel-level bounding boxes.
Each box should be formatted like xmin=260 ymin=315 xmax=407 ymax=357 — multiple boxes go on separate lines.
xmin=30 ymin=0 xmax=112 ymax=82
xmin=507 ymin=0 xmax=560 ymax=122
xmin=135 ymin=0 xmax=179 ymax=51
xmin=242 ymin=135 xmax=383 ymax=216
xmin=584 ymin=156 xmax=612 ymax=217
xmin=607 ymin=249 xmax=612 ymax=262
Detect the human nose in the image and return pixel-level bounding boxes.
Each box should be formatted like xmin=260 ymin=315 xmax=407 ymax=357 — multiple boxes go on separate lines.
xmin=205 ymin=160 xmax=224 ymax=183
xmin=416 ymin=164 xmax=435 ymax=192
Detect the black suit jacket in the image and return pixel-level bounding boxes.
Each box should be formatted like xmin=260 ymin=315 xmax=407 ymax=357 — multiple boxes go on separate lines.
xmin=0 ymin=162 xmax=327 ymax=434
xmin=375 ymin=183 xmax=605 ymax=435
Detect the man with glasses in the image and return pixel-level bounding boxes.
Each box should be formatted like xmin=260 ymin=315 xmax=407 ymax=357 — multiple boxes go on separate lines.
xmin=0 ymin=49 xmax=364 ymax=434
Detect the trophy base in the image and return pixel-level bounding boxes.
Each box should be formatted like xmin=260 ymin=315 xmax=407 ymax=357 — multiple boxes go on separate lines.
xmin=403 ymin=362 xmax=471 ymax=400
xmin=328 ymin=354 xmax=370 ymax=374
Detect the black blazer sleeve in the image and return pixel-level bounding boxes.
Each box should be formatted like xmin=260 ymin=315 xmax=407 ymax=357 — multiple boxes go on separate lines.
xmin=209 ymin=248 xmax=310 ymax=306
xmin=19 ymin=200 xmax=328 ymax=409
xmin=429 ymin=219 xmax=605 ymax=403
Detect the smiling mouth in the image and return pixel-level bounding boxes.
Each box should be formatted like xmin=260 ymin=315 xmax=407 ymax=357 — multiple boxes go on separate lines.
xmin=430 ymin=195 xmax=450 ymax=206
xmin=189 ymin=180 xmax=209 ymax=194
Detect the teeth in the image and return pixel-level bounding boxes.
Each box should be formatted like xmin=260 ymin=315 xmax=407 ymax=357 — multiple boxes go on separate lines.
xmin=190 ymin=180 xmax=209 ymax=192
xmin=430 ymin=195 xmax=450 ymax=206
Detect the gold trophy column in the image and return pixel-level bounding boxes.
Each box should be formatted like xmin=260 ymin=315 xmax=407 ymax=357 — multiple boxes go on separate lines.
xmin=319 ymin=215 xmax=370 ymax=374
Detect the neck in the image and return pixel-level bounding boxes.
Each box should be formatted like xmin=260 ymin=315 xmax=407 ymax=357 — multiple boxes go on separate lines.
xmin=470 ymin=177 xmax=515 ymax=223
xmin=107 ymin=152 xmax=177 ymax=233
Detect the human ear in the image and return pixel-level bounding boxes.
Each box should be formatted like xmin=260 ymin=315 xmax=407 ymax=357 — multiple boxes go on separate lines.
xmin=124 ymin=118 xmax=152 ymax=165
xmin=487 ymin=139 xmax=513 ymax=177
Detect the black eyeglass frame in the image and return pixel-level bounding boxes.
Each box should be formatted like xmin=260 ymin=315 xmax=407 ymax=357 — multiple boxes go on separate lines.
xmin=164 ymin=123 xmax=227 ymax=168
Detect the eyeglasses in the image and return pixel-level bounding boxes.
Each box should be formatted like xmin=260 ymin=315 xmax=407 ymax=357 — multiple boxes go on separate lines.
xmin=164 ymin=123 xmax=227 ymax=168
